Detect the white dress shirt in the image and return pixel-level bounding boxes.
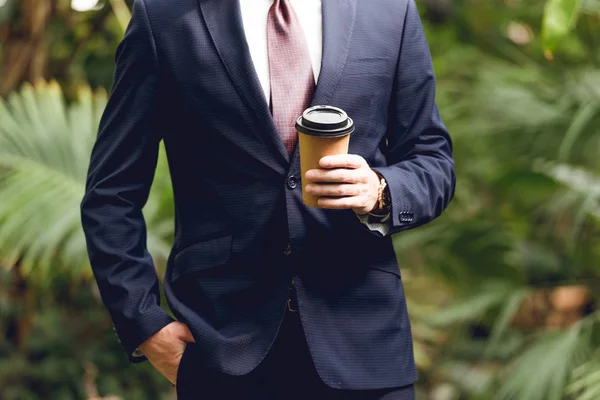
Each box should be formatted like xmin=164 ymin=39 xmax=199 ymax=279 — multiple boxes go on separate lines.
xmin=239 ymin=0 xmax=322 ymax=105
xmin=238 ymin=0 xmax=390 ymax=236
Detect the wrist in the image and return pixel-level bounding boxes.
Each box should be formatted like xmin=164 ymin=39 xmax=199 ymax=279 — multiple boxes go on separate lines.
xmin=369 ymin=171 xmax=391 ymax=216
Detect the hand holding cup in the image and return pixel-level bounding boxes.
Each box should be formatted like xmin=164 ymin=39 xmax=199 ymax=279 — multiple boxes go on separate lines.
xmin=304 ymin=154 xmax=380 ymax=215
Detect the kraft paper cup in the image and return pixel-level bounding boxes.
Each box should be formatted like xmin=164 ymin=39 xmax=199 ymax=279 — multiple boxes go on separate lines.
xmin=296 ymin=106 xmax=355 ymax=208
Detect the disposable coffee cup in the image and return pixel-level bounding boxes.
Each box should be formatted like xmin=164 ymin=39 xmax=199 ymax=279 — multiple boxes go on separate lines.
xmin=296 ymin=105 xmax=355 ymax=208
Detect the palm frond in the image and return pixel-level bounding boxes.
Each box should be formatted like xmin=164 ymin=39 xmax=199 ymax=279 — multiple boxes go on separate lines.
xmin=535 ymin=160 xmax=600 ymax=221
xmin=485 ymin=288 xmax=531 ymax=351
xmin=428 ymin=281 xmax=519 ymax=327
xmin=495 ymin=322 xmax=593 ymax=400
xmin=567 ymin=352 xmax=600 ymax=400
xmin=0 ymin=80 xmax=173 ymax=283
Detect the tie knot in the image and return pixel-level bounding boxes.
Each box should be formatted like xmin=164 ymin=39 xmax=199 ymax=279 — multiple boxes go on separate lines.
xmin=270 ymin=0 xmax=293 ymax=25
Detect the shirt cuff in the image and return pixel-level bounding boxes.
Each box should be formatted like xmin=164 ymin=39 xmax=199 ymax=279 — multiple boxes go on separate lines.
xmin=355 ymin=212 xmax=391 ymax=236
xmin=132 ymin=348 xmax=145 ymax=358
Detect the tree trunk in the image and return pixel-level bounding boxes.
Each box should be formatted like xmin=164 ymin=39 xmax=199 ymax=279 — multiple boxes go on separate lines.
xmin=9 ymin=263 xmax=34 ymax=352
xmin=0 ymin=0 xmax=54 ymax=95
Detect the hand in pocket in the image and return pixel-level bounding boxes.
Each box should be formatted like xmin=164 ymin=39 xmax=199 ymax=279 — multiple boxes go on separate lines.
xmin=138 ymin=321 xmax=195 ymax=384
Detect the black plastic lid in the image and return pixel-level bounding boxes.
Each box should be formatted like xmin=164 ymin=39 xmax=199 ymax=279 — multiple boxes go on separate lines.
xmin=295 ymin=105 xmax=354 ymax=137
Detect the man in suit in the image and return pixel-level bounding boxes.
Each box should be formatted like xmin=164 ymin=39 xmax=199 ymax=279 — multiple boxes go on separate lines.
xmin=80 ymin=0 xmax=454 ymax=398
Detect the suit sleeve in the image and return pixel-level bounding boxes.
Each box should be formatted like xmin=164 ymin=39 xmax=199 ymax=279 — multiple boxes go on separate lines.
xmin=372 ymin=0 xmax=455 ymax=235
xmin=80 ymin=0 xmax=174 ymax=363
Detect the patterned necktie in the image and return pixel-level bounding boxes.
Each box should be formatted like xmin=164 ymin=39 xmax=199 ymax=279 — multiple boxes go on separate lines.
xmin=267 ymin=0 xmax=316 ymax=155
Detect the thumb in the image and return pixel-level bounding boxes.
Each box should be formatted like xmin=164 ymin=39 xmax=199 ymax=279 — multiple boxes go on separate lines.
xmin=177 ymin=323 xmax=195 ymax=343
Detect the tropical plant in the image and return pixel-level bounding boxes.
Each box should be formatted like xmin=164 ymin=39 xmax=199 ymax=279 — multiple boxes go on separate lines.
xmin=395 ymin=4 xmax=600 ymax=395
xmin=0 ymin=266 xmax=173 ymax=400
xmin=0 ymin=80 xmax=173 ymax=283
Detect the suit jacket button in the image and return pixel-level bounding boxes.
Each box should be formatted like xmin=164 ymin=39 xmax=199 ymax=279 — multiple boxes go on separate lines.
xmin=399 ymin=212 xmax=412 ymax=224
xmin=287 ymin=175 xmax=298 ymax=189
xmin=112 ymin=327 xmax=121 ymax=342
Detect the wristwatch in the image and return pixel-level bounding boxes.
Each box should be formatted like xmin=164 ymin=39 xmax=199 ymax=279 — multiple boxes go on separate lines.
xmin=369 ymin=173 xmax=391 ymax=218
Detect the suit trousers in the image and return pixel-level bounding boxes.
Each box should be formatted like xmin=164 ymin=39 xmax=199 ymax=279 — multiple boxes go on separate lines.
xmin=176 ymin=308 xmax=416 ymax=399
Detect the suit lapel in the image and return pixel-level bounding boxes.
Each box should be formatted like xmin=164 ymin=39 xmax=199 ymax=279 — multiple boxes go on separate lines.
xmin=311 ymin=0 xmax=357 ymax=107
xmin=198 ymin=0 xmax=290 ymax=164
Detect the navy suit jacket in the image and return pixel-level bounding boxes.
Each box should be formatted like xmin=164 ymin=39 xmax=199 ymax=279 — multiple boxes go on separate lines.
xmin=80 ymin=0 xmax=454 ymax=390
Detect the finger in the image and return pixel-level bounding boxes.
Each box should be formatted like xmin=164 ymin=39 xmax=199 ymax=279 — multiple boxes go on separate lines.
xmin=168 ymin=372 xmax=177 ymax=386
xmin=305 ymin=168 xmax=367 ymax=184
xmin=319 ymin=154 xmax=366 ymax=169
xmin=305 ymin=183 xmax=361 ymax=197
xmin=180 ymin=326 xmax=195 ymax=343
xmin=317 ymin=196 xmax=365 ymax=210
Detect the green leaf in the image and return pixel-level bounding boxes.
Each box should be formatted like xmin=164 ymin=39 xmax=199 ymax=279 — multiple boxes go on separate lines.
xmin=542 ymin=0 xmax=583 ymax=53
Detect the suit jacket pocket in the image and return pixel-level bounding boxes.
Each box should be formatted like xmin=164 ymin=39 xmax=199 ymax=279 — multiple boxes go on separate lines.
xmin=343 ymin=57 xmax=393 ymax=76
xmin=172 ymin=234 xmax=232 ymax=281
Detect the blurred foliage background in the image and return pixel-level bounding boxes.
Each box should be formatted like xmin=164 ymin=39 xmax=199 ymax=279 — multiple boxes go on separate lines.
xmin=0 ymin=0 xmax=599 ymax=399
